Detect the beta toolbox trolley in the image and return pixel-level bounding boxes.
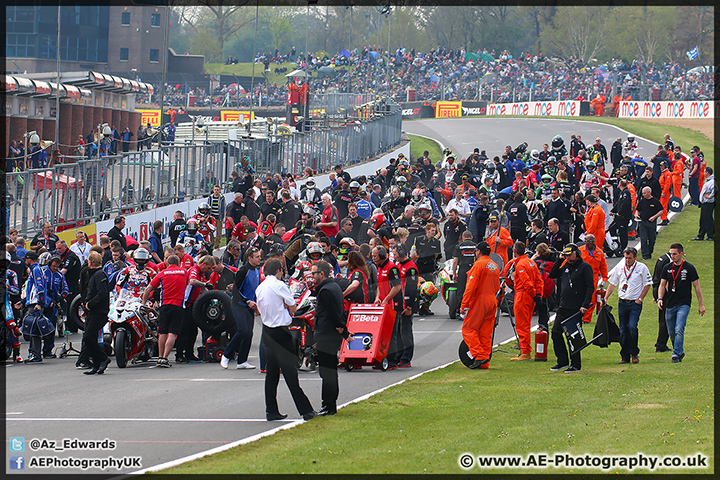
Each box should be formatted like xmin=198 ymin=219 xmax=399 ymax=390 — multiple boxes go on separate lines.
xmin=339 ymin=304 xmax=396 ymax=371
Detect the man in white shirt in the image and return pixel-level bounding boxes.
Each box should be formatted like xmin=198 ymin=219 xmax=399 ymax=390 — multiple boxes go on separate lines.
xmin=603 ymin=246 xmax=652 ymax=364
xmin=70 ymin=230 xmax=91 ymax=264
xmin=446 ymin=188 xmax=471 ymax=219
xmin=256 ymin=258 xmax=317 ymax=422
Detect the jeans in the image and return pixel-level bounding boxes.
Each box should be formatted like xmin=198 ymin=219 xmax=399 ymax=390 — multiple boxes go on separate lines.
xmin=665 ymin=304 xmax=690 ymax=359
xmin=617 ymin=301 xmax=642 ymax=360
xmin=639 ymin=220 xmax=657 ymax=259
xmin=225 ymin=304 xmax=255 ymax=363
xmin=688 ymin=177 xmax=700 ymax=205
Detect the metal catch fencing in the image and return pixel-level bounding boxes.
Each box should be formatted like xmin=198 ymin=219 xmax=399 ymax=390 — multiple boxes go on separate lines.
xmin=5 ymin=95 xmax=402 ymax=238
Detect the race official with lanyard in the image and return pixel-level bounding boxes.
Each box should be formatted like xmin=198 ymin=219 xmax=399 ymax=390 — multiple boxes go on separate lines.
xmin=603 ymin=247 xmax=652 ymax=364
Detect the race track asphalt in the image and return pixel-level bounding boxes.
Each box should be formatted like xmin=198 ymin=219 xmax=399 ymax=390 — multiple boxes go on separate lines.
xmin=5 ymin=117 xmax=663 ymax=475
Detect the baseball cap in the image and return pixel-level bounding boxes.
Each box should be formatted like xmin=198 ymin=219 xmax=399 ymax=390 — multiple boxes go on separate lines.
xmin=476 ymin=241 xmax=491 ymax=254
xmin=488 ymin=215 xmax=498 ymax=222
xmin=25 ymin=251 xmax=39 ymax=261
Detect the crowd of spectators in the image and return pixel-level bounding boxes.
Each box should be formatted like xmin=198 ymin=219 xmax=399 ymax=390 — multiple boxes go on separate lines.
xmin=144 ymin=46 xmax=714 ymax=109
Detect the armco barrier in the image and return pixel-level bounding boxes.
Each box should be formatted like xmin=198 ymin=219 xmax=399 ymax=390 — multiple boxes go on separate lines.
xmin=617 ymin=100 xmax=717 ymax=119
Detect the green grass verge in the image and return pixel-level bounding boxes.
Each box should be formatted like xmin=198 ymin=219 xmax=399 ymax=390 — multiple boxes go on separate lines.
xmin=407 ymin=133 xmax=443 ymax=164
xmin=160 ymin=204 xmax=713 ymax=475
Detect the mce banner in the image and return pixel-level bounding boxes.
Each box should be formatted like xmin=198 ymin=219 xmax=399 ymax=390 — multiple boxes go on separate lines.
xmin=617 ymin=100 xmax=716 ymax=119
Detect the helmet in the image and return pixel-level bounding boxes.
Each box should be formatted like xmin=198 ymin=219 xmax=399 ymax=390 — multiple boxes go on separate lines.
xmin=420 ymin=281 xmax=438 ymax=297
xmin=186 ymin=218 xmax=198 ymax=234
xmin=306 ymin=242 xmax=323 ymax=259
xmin=305 ymin=177 xmax=315 ymax=187
xmin=484 ymin=159 xmax=495 ymax=169
xmin=371 ymin=212 xmax=386 ymax=230
xmin=397 ymin=153 xmax=405 ymax=159
xmin=396 ymin=176 xmax=407 ymax=186
xmin=551 ymin=135 xmax=564 ymax=148
xmin=585 ymin=161 xmax=596 ymax=170
xmin=400 ymin=158 xmax=410 ymax=167
xmin=627 ymin=136 xmax=635 ymax=142
xmin=446 ymin=155 xmax=455 ymax=163
xmin=541 ymin=174 xmax=552 ymax=183
xmin=412 ymin=188 xmax=423 ymax=202
xmin=134 ymin=248 xmax=150 ymax=269
xmin=339 ymin=237 xmax=357 ymax=249
xmin=198 ymin=202 xmax=210 ymax=215
xmin=531 ymin=149 xmax=539 ymax=159
xmin=349 ymin=181 xmax=360 ymax=194
xmin=547 ymin=156 xmax=556 ymax=164
xmin=38 ymin=252 xmax=52 ymax=266
xmin=443 ymin=147 xmax=453 ymax=157
xmin=416 ymin=200 xmax=433 ymax=220
xmin=515 ymin=142 xmax=528 ymax=154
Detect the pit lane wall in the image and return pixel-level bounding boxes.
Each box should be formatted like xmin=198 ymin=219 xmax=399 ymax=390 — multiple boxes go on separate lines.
xmin=616 ymin=100 xmax=717 ymax=118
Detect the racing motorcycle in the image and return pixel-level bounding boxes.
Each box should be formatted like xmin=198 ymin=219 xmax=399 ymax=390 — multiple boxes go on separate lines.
xmin=437 ymin=260 xmax=460 ymax=319
xmin=108 ymin=290 xmax=159 ymax=368
xmin=288 ymin=277 xmax=317 ymax=371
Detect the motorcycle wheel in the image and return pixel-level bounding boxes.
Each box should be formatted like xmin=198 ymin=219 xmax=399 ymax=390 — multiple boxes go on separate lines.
xmin=448 ymin=289 xmax=458 ymax=319
xmin=68 ymin=294 xmax=86 ymax=331
xmin=103 ymin=333 xmax=114 ymax=357
xmin=115 ymin=329 xmax=128 ymax=368
xmin=193 ymin=290 xmax=233 ymax=335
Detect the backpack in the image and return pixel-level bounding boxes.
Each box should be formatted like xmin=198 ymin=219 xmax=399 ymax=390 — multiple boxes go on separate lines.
xmin=537 ymin=259 xmax=555 ymax=298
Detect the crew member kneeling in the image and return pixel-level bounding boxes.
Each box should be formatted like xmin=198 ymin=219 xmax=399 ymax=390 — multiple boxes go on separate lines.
xmin=460 ymin=241 xmax=500 ymax=369
xmin=502 ymin=241 xmax=543 ymax=361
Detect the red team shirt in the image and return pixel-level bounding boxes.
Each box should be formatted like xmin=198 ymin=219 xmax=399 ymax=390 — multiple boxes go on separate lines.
xmin=149 ymin=266 xmax=188 ymax=307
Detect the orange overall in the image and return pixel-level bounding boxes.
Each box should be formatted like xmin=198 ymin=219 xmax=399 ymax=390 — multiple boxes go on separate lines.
xmin=659 ymin=168 xmax=672 ymax=221
xmin=461 ymin=256 xmax=501 ymax=363
xmin=584 ymin=204 xmax=606 ymax=248
xmin=485 ymin=226 xmax=514 ymax=266
xmin=502 ymin=255 xmax=542 ymax=354
xmin=579 ymin=245 xmax=608 ymax=323
xmin=672 ymin=159 xmax=684 ymax=198
xmin=698 ymin=158 xmax=707 ymax=191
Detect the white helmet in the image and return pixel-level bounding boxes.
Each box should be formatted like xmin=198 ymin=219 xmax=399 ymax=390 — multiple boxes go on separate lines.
xmin=38 ymin=252 xmax=52 ymax=266
xmin=305 ymin=177 xmax=316 ymax=186
xmin=531 ymin=149 xmax=539 ymax=159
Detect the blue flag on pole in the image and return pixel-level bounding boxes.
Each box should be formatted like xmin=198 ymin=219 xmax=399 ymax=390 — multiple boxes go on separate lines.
xmin=686 ymin=46 xmax=699 ymax=60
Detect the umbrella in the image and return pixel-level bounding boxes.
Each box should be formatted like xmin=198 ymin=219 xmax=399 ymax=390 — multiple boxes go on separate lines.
xmin=318 ymin=66 xmax=337 ymax=78
xmin=464 ymin=52 xmax=479 ymax=63
xmin=286 ymin=69 xmax=309 ymax=77
xmin=366 ymin=51 xmax=379 ymax=64
xmin=339 ymin=49 xmax=351 ymax=59
xmin=479 ymin=52 xmax=494 ymax=62
xmin=481 ymin=72 xmax=497 ymax=84
xmin=227 ymin=83 xmax=246 ymax=93
xmin=429 ymin=75 xmax=440 ymax=83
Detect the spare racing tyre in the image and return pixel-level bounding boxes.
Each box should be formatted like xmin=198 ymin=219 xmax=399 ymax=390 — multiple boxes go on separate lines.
xmin=193 ymin=290 xmax=234 ymax=336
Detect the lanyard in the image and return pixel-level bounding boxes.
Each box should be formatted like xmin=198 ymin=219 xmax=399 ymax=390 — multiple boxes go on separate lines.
xmin=623 ymin=261 xmax=637 ymax=284
xmin=670 ymin=261 xmax=684 ymax=289
xmin=587 ymin=246 xmax=596 ymax=258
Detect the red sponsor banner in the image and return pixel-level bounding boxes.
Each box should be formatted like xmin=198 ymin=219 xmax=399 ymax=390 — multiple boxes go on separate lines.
xmin=433 ymin=101 xmax=462 ymax=118
xmin=220 ymin=111 xmax=255 ymax=122
xmin=136 ymin=109 xmax=161 ymax=127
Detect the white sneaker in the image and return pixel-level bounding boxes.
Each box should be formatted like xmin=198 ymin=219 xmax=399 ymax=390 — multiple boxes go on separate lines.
xmin=237 ymin=361 xmax=256 ymax=369
xmin=220 ymin=355 xmax=230 ymax=369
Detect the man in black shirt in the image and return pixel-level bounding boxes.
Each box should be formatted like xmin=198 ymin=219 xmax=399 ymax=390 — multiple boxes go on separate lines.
xmin=333 ymin=183 xmax=353 ymax=221
xmin=260 ymin=191 xmax=282 ymax=223
xmin=610 ymin=137 xmax=623 ymax=170
xmin=635 ymin=187 xmax=663 ymax=260
xmin=278 ymin=191 xmax=302 ymax=230
xmin=548 ymin=243 xmax=594 ymax=372
xmin=657 ymin=243 xmax=705 ymax=363
xmin=452 ymin=231 xmax=476 ymax=304
xmin=241 ymin=190 xmax=261 ymax=224
xmin=53 ymin=240 xmax=81 ymax=302
xmin=546 ymin=218 xmax=570 ymax=253
xmin=334 ymin=218 xmax=354 ymax=247
xmin=313 ymin=260 xmax=350 ymax=415
xmin=168 ymin=210 xmax=186 ymax=247
xmin=411 ymin=223 xmax=441 ymax=281
xmin=107 ymin=216 xmax=129 ymax=251
xmin=334 ymin=164 xmax=351 ymax=184
xmin=652 ymin=250 xmax=672 ymax=353
xmin=30 ymin=222 xmax=60 ymax=252
xmin=637 ymin=166 xmax=661 ymax=199
xmin=443 ymin=209 xmax=466 ymax=261
xmin=225 ymin=194 xmax=244 ymax=243
xmin=527 ymin=218 xmax=548 ymax=252
xmin=545 ymin=188 xmax=566 ymax=229
xmin=506 ymin=192 xmax=529 ymax=244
